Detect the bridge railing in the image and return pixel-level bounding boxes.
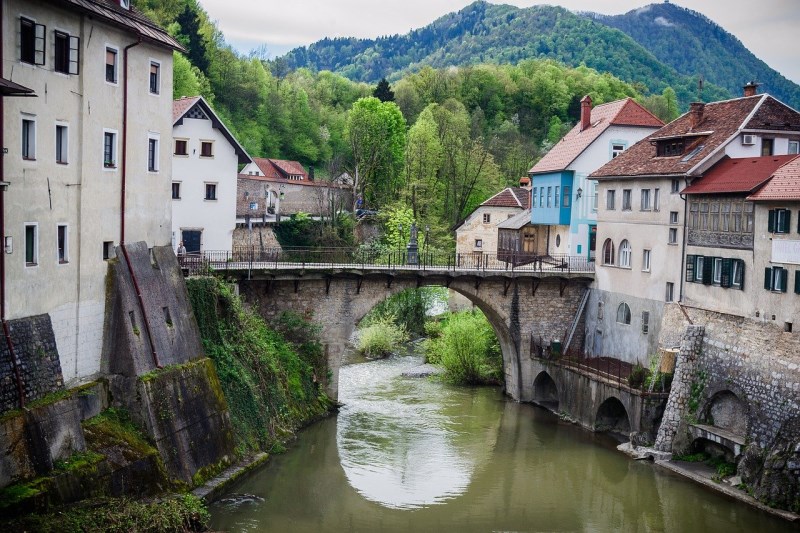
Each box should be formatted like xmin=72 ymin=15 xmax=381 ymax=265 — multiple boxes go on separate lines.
xmin=178 ymin=247 xmax=595 ymax=276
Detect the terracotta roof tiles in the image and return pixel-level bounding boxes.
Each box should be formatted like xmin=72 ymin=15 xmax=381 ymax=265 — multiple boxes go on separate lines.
xmin=748 ymin=156 xmax=800 ymax=201
xmin=481 ymin=187 xmax=530 ymax=209
xmin=172 ymin=96 xmax=200 ymax=122
xmin=682 ymin=155 xmax=798 ymax=194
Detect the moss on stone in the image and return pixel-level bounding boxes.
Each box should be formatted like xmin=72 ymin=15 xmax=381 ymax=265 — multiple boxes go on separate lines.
xmin=83 ymin=408 xmax=157 ymax=459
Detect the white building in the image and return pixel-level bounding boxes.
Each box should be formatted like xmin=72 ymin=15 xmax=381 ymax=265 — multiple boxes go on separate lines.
xmin=2 ymin=0 xmax=181 ymax=385
xmin=172 ymin=96 xmax=251 ymax=253
xmin=588 ymin=88 xmax=800 ymax=363
xmin=454 ymin=187 xmax=530 ymax=257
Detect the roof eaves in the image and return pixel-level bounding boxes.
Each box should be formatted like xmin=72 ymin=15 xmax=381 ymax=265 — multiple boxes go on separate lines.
xmin=182 ymin=96 xmax=252 ymax=164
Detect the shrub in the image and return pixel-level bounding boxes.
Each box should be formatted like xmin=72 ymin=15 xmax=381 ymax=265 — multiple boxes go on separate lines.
xmin=627 ymin=363 xmax=649 ymax=389
xmin=356 ymin=316 xmax=408 ymax=358
xmin=425 ymin=311 xmax=501 ymax=385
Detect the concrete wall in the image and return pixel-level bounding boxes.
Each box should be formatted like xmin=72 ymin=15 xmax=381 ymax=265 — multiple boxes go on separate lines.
xmin=172 ymin=115 xmax=240 ymax=252
xmin=3 ymin=0 xmax=173 ymax=385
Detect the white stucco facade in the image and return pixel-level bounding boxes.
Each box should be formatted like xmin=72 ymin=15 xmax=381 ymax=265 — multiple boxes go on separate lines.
xmin=3 ymin=0 xmax=176 ymax=384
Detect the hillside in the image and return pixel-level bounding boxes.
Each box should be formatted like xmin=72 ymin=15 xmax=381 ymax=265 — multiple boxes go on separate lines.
xmin=590 ymin=3 xmax=800 ymax=109
xmin=282 ymin=1 xmax=730 ymax=107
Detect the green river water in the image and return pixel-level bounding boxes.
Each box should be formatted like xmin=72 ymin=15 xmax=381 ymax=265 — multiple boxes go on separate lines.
xmin=209 ymin=351 xmax=795 ymax=532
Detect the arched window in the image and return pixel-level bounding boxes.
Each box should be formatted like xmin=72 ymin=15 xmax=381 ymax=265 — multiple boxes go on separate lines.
xmin=616 ymin=303 xmax=631 ymax=324
xmin=602 ymin=239 xmax=615 ymax=265
xmin=619 ymin=239 xmax=631 ymax=268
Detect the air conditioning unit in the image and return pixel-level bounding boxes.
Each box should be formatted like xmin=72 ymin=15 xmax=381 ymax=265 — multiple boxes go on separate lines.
xmin=742 ymin=134 xmax=756 ymax=146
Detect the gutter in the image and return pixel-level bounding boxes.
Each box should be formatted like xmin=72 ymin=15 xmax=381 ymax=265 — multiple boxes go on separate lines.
xmin=121 ymin=36 xmax=160 ymax=369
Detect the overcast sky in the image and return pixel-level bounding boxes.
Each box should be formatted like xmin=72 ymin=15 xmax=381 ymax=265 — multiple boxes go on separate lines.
xmin=200 ymin=0 xmax=800 ymax=85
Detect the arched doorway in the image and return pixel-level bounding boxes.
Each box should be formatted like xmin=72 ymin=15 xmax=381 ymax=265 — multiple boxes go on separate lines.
xmin=532 ymin=371 xmax=559 ymax=411
xmin=594 ymin=397 xmax=631 ymax=437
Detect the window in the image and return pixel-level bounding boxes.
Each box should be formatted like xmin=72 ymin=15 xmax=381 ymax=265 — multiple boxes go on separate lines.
xmin=205 ymin=183 xmax=217 ymax=200
xmin=765 ymin=266 xmax=788 ymax=292
xmin=22 ymin=118 xmax=35 ymax=160
xmin=174 ymin=139 xmax=188 ymax=156
xmin=611 ymin=143 xmax=625 ymax=158
xmin=532 ymin=187 xmax=537 ymax=207
xmin=105 ymin=47 xmax=118 ymax=83
xmin=606 ymin=190 xmax=616 ymax=210
xmin=555 ymin=186 xmax=560 ymax=208
xmin=591 ymin=183 xmax=598 ymax=212
xmin=671 ymin=179 xmax=680 ymax=193
xmin=103 ymin=241 xmax=114 ymax=260
xmin=641 ymin=189 xmax=651 ymax=211
xmin=602 ymin=239 xmax=614 ymax=265
xmin=656 ymin=139 xmax=685 ymax=157
xmin=20 ymin=18 xmax=45 ymax=65
xmin=712 ymin=257 xmax=723 ymax=284
xmin=670 ymin=211 xmax=679 ymax=224
xmin=761 ymin=138 xmax=774 ymax=157
xmin=53 ymin=31 xmax=79 ymax=75
xmin=668 ymin=227 xmax=678 ymax=244
xmin=562 ymin=186 xmax=570 ymax=208
xmin=622 ymin=189 xmax=632 ymax=210
xmin=55 ymin=124 xmax=68 ymax=164
xmin=546 ymin=186 xmax=552 ymax=208
xmin=619 ymin=239 xmax=631 ymax=268
xmin=616 ymin=303 xmax=631 ymax=325
xmin=149 ymin=61 xmax=160 ymax=94
xmin=694 ymin=256 xmax=705 ymax=283
xmin=768 ymin=208 xmax=791 ymax=234
xmin=641 ymin=311 xmax=650 ymax=334
xmin=653 ymin=189 xmax=660 ymax=212
xmin=171 ymin=182 xmax=181 ymax=200
xmin=483 ymin=213 xmax=491 ymax=224
xmin=790 ymin=140 xmax=800 ymax=155
xmin=539 ymin=188 xmax=544 ymax=208
xmin=200 ymin=141 xmax=213 ymax=157
xmin=474 ymin=239 xmax=482 ymax=248
xmin=642 ymin=249 xmax=651 ymax=272
xmin=665 ymin=282 xmax=674 ymax=302
xmin=103 ymin=130 xmax=117 ymax=168
xmin=731 ymin=260 xmax=744 ymax=289
xmin=57 ymin=225 xmax=68 ymax=263
xmin=25 ymin=224 xmax=38 ymax=266
xmin=147 ymin=136 xmax=159 ymax=172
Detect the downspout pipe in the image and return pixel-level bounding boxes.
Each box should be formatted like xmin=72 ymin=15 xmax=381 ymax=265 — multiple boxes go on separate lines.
xmin=121 ymin=37 xmax=160 ymax=369
xmin=0 ymin=2 xmax=26 ymax=408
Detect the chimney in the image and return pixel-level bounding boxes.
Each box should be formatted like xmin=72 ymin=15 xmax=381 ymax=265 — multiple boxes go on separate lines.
xmin=580 ymin=95 xmax=592 ymax=131
xmin=689 ymin=102 xmax=705 ymax=130
xmin=519 ymin=176 xmax=531 ymax=189
xmin=743 ymin=81 xmax=759 ymax=97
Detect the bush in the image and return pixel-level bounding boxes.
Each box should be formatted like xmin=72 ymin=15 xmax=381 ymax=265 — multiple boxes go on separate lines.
xmin=363 ymin=287 xmax=446 ymax=336
xmin=627 ymin=363 xmax=649 ymax=389
xmin=356 ymin=316 xmax=408 ymax=358
xmin=425 ymin=311 xmax=501 ymax=385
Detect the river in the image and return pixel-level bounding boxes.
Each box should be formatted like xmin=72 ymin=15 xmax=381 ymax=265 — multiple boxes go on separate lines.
xmin=210 ymin=350 xmax=794 ymax=532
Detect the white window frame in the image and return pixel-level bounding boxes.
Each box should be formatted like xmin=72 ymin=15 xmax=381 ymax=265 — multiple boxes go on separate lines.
xmin=695 ymin=256 xmax=705 ymax=282
xmin=55 ymin=121 xmax=69 ymax=165
xmin=731 ymin=260 xmax=743 ymax=288
xmin=653 ymin=188 xmax=660 ymax=212
xmin=789 ymin=140 xmax=799 ymax=155
xmin=611 ymin=142 xmax=626 ymax=158
xmin=474 ymin=239 xmax=483 ymax=249
xmin=616 ymin=303 xmax=631 ymax=325
xmin=103 ymin=128 xmax=118 ymax=170
xmin=642 ymin=249 xmax=651 ymax=272
xmin=591 ymin=182 xmax=598 ymax=212
xmin=148 ymin=59 xmax=161 ymax=95
xmin=641 ymin=189 xmax=651 ymax=211
xmin=21 ymin=114 xmax=36 ymax=161
xmin=606 ymin=189 xmax=615 ymax=210
xmin=555 ymin=186 xmax=560 ymax=208
xmin=712 ymin=257 xmax=723 ymax=284
xmin=622 ymin=189 xmax=632 ymax=211
xmin=204 ymin=182 xmax=218 ymax=201
xmin=105 ymin=44 xmax=119 ymax=85
xmin=147 ymin=133 xmax=160 ymax=173
xmin=619 ymin=239 xmax=632 ymax=268
xmin=483 ymin=213 xmax=491 ymax=224
xmin=56 ymin=224 xmax=69 ymax=264
xmin=670 ymin=211 xmax=679 ymax=224
xmin=24 ymin=222 xmax=38 ymax=267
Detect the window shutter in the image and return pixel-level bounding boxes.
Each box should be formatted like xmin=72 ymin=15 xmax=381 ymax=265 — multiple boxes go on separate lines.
xmin=784 ymin=210 xmax=792 ymax=234
xmin=738 ymin=260 xmax=746 ymax=290
xmin=779 ymin=268 xmax=788 ymax=292
xmin=68 ymin=35 xmax=80 ymax=75
xmin=702 ymin=256 xmax=713 ymax=285
xmin=795 ymin=270 xmax=800 ymax=294
xmin=34 ymin=23 xmax=46 ymax=65
xmin=721 ymin=258 xmax=732 ymax=288
xmin=764 ymin=267 xmax=772 ymax=290
xmin=685 ymin=254 xmax=695 ymax=282
xmin=768 ymin=209 xmax=775 ymax=232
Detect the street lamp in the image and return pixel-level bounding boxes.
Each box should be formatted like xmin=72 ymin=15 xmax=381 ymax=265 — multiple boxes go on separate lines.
xmin=398 ymin=224 xmax=403 ymax=263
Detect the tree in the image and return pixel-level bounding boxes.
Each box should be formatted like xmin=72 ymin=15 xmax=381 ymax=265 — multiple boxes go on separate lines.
xmin=373 ymin=77 xmax=395 ymax=102
xmin=403 ymin=108 xmax=442 ymax=218
xmin=344 ymin=97 xmax=406 ymax=211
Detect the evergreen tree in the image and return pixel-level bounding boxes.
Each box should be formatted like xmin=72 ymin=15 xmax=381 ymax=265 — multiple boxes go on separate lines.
xmin=373 ymin=78 xmax=395 ymax=102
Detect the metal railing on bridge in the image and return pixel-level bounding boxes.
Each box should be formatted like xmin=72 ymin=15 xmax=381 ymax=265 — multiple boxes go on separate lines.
xmin=178 ymin=247 xmax=595 ymax=276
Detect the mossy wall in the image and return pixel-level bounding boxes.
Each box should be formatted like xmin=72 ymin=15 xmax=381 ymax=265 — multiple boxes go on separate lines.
xmin=186 ymin=276 xmax=333 ymax=455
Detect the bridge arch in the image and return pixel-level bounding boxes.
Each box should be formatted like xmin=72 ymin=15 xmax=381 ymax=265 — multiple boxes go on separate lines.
xmin=238 ymin=270 xmax=590 ymax=402
xmin=594 ymin=396 xmax=631 ymax=437
xmin=532 ymin=371 xmax=559 ymax=411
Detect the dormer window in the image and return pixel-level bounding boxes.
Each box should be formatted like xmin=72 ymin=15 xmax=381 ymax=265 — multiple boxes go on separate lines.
xmin=656 ymin=139 xmax=685 ymax=157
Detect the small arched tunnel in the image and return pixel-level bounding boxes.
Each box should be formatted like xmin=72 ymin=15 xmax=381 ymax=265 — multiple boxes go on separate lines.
xmin=532 ymin=371 xmax=559 ymax=411
xmin=702 ymin=390 xmax=748 ymax=437
xmin=594 ymin=397 xmax=631 ymax=438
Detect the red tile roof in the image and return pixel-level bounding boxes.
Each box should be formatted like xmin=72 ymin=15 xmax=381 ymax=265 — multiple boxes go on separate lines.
xmin=172 ymin=96 xmax=200 ymax=122
xmin=529 ymin=98 xmax=663 ymax=174
xmin=748 ymin=156 xmax=800 ymax=201
xmin=270 ymin=159 xmax=308 ymax=178
xmin=248 ymin=158 xmax=309 ymax=181
xmin=481 ymin=187 xmax=530 ymax=208
xmin=173 ymin=96 xmax=251 ymax=164
xmin=682 ymin=156 xmax=798 ymax=194
xmin=591 ymin=95 xmax=800 ymax=179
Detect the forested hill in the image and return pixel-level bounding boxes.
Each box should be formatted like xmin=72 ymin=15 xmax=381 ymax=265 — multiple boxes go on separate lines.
xmin=281 ymin=1 xmax=731 ymax=108
xmin=589 ymin=3 xmax=800 ymax=109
